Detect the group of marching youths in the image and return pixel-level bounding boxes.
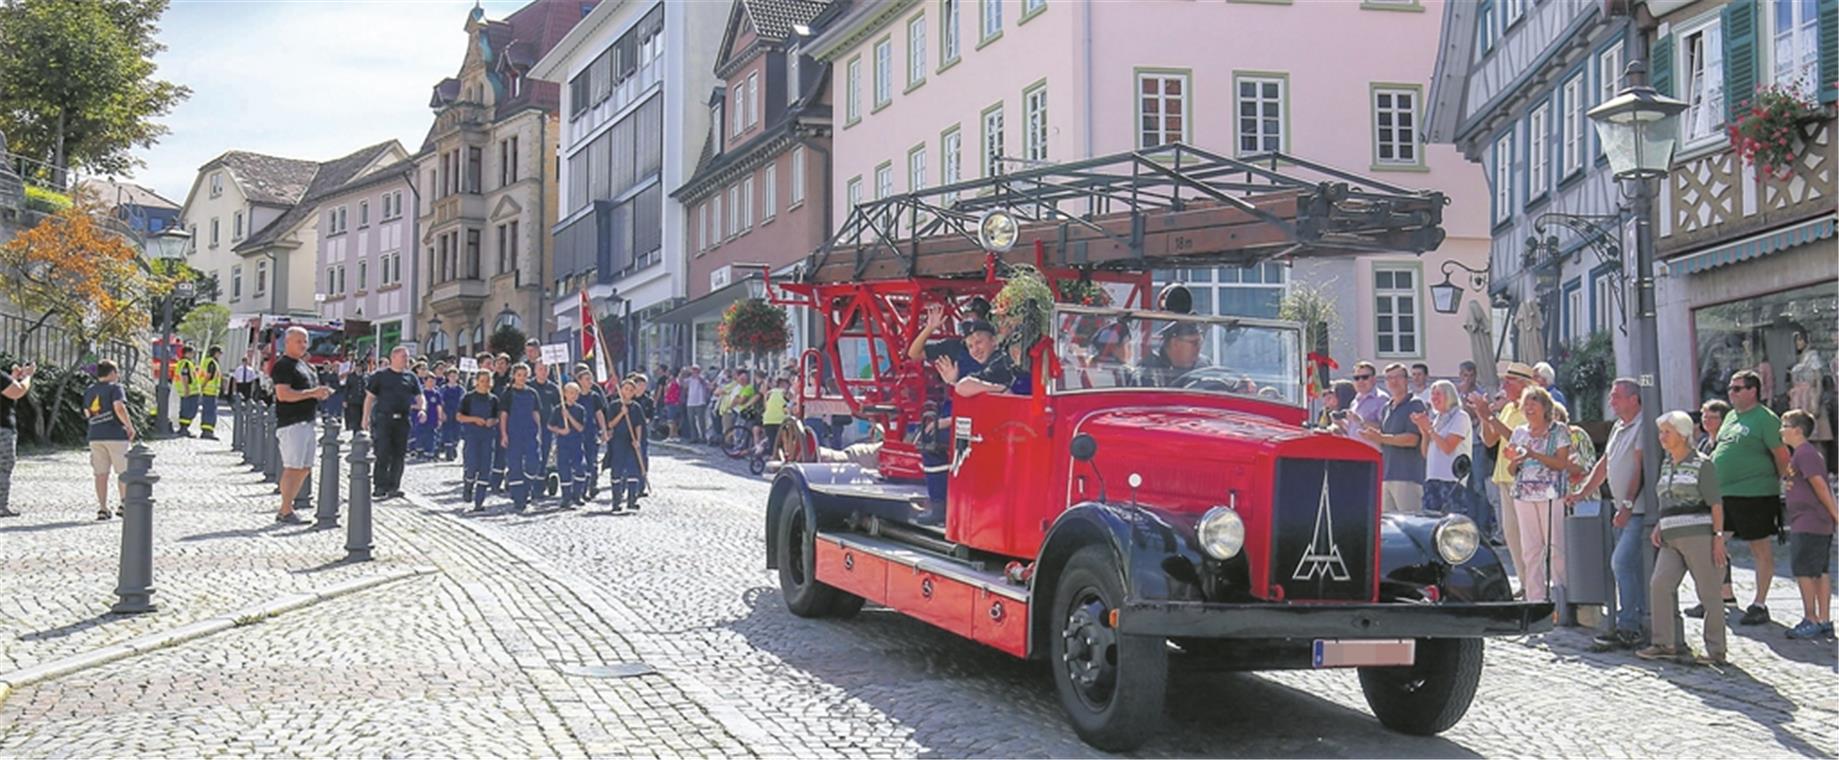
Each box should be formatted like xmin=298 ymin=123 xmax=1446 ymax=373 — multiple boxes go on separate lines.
xmin=355 ymin=338 xmax=653 ymax=514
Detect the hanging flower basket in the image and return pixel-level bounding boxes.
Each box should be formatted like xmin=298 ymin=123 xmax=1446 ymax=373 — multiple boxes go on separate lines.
xmin=1057 ymin=277 xmax=1113 ymax=307
xmin=1727 ymin=85 xmax=1821 ymax=181
xmin=718 ymin=298 xmax=788 ymax=356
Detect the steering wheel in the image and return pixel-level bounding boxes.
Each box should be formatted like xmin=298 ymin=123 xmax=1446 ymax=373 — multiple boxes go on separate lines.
xmin=1170 ymin=368 xmax=1234 ymax=392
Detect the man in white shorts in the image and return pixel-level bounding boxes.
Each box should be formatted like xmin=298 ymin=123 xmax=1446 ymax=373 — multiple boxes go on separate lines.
xmin=270 ymin=327 xmax=332 ymax=523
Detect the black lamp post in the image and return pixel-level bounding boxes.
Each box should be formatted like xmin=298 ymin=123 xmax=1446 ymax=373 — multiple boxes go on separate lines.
xmin=1588 ymin=58 xmax=1687 ymax=633
xmin=145 ymin=227 xmax=193 ymax=438
xmin=427 ymin=314 xmax=444 ymax=359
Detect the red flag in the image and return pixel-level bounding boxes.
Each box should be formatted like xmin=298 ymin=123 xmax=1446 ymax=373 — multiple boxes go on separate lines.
xmin=580 ymin=291 xmax=612 ymax=388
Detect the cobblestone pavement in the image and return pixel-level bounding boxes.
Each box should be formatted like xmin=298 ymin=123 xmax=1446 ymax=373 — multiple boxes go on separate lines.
xmin=0 ymin=434 xmax=419 ymax=674
xmin=401 ymin=441 xmax=1839 ymax=758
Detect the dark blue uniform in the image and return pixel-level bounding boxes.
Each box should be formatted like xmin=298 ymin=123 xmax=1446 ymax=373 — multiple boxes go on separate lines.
xmin=458 ymin=390 xmax=499 ymax=508
xmin=489 ymin=372 xmax=509 ymax=491
xmin=414 ymin=386 xmax=442 ymax=458
xmin=577 ymin=385 xmax=607 ymax=499
xmin=439 ymin=381 xmax=463 ymax=459
xmin=500 ymin=385 xmax=542 ymax=510
xmin=604 ymin=398 xmax=647 ymax=511
xmin=531 ymin=378 xmax=561 ymax=497
xmin=551 ymin=401 xmax=587 ymax=506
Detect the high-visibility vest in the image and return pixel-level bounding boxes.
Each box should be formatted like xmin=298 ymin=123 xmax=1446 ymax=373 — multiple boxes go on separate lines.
xmin=175 ymin=358 xmax=196 ymax=396
xmin=199 ymin=357 xmax=222 ymax=396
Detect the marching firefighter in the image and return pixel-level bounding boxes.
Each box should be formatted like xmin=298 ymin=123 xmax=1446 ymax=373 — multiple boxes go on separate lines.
xmin=602 ymin=375 xmax=648 ymax=513
xmin=174 ymin=345 xmax=199 ymax=436
xmin=530 ymin=361 xmax=562 ymax=498
xmin=498 ymin=363 xmax=543 ymax=512
xmin=440 ymin=367 xmax=463 ymax=460
xmin=489 ymin=353 xmax=512 ymax=492
xmin=550 ymin=382 xmax=588 ymax=508
xmin=414 ymin=370 xmax=443 ymax=460
xmin=456 ymin=369 xmax=499 ymax=510
xmin=198 ymin=346 xmax=223 ymax=440
xmin=573 ymin=365 xmax=606 ymax=501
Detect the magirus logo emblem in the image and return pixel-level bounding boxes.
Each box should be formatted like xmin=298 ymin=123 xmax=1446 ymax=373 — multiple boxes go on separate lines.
xmin=1292 ymin=470 xmax=1350 ymax=582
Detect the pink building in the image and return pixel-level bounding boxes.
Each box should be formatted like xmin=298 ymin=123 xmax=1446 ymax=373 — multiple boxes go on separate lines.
xmin=807 ymin=0 xmax=1494 ymax=374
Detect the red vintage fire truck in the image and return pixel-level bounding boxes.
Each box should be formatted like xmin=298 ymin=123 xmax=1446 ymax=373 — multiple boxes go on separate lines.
xmin=763 ymin=144 xmax=1551 ymax=751
xmin=226 ymin=314 xmax=348 ymax=379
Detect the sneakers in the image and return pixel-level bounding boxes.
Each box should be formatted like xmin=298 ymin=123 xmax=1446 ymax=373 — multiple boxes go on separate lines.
xmin=1824 ymin=622 xmax=1837 ymax=638
xmin=1738 ymin=604 xmax=1771 ymax=626
xmin=1589 ymin=629 xmax=1643 ymax=652
xmin=275 ymin=511 xmax=305 ymax=524
xmin=0 ymin=507 xmax=17 ymax=518
xmin=1634 ymin=645 xmax=1684 ymax=662
xmin=1786 ymin=619 xmax=1825 ymax=639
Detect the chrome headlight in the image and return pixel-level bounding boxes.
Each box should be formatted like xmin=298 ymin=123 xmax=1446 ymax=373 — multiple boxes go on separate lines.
xmin=1432 ymin=514 xmax=1481 ymax=565
xmin=1198 ymin=506 xmax=1246 ymax=560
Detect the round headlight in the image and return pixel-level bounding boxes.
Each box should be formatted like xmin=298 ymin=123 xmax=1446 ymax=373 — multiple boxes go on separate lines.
xmin=977 ymin=210 xmax=1019 ymax=252
xmin=1198 ymin=506 xmax=1246 ymax=560
xmin=1433 ymin=514 xmax=1481 ymax=565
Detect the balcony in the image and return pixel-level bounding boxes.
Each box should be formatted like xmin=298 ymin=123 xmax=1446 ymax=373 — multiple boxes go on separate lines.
xmin=428 ymin=277 xmax=488 ymax=317
xmin=429 ymin=192 xmax=487 ymax=229
xmin=429 ymin=102 xmax=489 ymax=141
xmin=1659 ymin=116 xmax=1835 ymax=257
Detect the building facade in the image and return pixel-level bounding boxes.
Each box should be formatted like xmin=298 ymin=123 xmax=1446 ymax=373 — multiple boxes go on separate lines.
xmin=668 ymin=0 xmax=839 ymax=370
xmin=531 ymin=0 xmax=730 ymax=374
xmin=1426 ymin=0 xmax=1642 ymax=415
xmin=414 ymin=0 xmax=592 ymax=362
xmin=1639 ymin=0 xmax=1836 ymax=434
xmin=312 ymin=162 xmax=419 ymax=358
xmin=806 ymin=0 xmax=1495 ymax=375
xmin=77 ymin=178 xmax=180 ymax=237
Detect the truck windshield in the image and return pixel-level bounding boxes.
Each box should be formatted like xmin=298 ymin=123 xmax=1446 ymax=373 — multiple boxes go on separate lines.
xmin=1052 ymin=305 xmax=1303 ymax=405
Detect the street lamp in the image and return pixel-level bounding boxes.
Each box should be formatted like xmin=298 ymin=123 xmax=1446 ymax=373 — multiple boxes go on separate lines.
xmin=1430 ymin=260 xmax=1490 ymax=315
xmin=1589 ymin=59 xmax=1686 ymax=636
xmin=146 ymin=227 xmax=192 ymax=438
xmin=427 ymin=315 xmax=444 ymax=360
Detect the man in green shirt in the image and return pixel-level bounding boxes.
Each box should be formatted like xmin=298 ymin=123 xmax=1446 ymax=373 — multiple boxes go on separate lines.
xmin=1710 ymin=369 xmax=1791 ymax=626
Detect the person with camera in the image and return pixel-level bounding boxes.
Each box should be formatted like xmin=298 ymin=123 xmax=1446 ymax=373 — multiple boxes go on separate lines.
xmin=0 ymin=360 xmax=36 ymax=518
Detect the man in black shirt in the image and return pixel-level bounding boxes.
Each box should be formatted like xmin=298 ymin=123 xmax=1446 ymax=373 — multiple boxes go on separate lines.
xmin=272 ymin=328 xmax=332 ymax=523
xmin=343 ymin=356 xmax=372 ymax=435
xmin=364 ymin=346 xmax=422 ymax=500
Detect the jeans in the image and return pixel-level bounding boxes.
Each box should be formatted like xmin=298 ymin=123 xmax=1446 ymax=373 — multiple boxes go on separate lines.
xmin=1612 ymin=513 xmax=1649 ymax=634
xmin=373 ymin=416 xmax=410 ymax=493
xmin=685 ymin=404 xmax=706 ymax=441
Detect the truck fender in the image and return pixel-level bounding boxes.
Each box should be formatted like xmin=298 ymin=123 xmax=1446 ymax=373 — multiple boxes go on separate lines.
xmin=1378 ymin=513 xmax=1516 ymax=603
xmin=764 ymin=467 xmax=816 ymax=571
xmin=1028 ymin=502 xmax=1209 ymax=658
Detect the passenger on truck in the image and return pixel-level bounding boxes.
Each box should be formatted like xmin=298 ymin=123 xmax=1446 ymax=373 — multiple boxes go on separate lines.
xmin=1132 ymin=321 xmax=1210 ymax=388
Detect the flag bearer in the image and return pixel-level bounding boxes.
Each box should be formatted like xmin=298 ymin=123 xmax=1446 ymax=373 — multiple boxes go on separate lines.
xmin=456 ymin=370 xmax=500 ymax=510
xmin=440 ymin=367 xmax=464 ymax=460
xmin=602 ymin=376 xmax=648 ymax=513
xmin=198 ymin=346 xmax=223 ymax=440
xmin=550 ymin=382 xmax=588 ymax=508
xmin=498 ymin=364 xmax=542 ymax=511
xmin=574 ymin=366 xmax=606 ymax=501
xmin=174 ymin=345 xmax=198 ymax=436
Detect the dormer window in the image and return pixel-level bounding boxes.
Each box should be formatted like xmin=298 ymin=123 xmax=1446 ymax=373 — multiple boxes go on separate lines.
xmin=787 ymin=45 xmax=802 ymax=106
xmin=712 ymin=99 xmax=726 ymax=153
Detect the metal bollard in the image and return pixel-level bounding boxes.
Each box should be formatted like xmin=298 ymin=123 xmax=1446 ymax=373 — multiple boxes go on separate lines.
xmin=246 ymin=402 xmax=264 ymax=470
xmin=263 ymin=405 xmax=280 ymax=484
xmin=345 ymin=430 xmax=374 ymax=562
xmin=315 ymin=417 xmax=341 ymax=528
xmin=111 ymin=443 xmax=159 ymax=614
xmin=231 ymin=397 xmax=244 ymax=454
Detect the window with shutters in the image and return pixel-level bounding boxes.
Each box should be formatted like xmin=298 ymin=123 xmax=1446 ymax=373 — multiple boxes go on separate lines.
xmin=1371 ymin=85 xmax=1420 ymax=168
xmin=1678 ymin=16 xmax=1725 ymax=146
xmin=1137 ymin=71 xmax=1189 ymax=149
xmin=1527 ymin=101 xmax=1551 ymax=201
xmin=1770 ymin=0 xmax=1820 ymax=99
xmin=1561 ymin=73 xmax=1585 ymax=176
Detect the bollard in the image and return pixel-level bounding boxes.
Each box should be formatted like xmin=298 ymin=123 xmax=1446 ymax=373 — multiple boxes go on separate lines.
xmin=231 ymin=397 xmax=244 ymax=453
xmin=345 ymin=430 xmax=374 ymax=562
xmin=315 ymin=417 xmax=341 ymax=528
xmin=263 ymin=404 xmax=280 ymax=484
xmin=246 ymin=402 xmax=263 ymax=470
xmin=111 ymin=443 xmax=159 ymax=614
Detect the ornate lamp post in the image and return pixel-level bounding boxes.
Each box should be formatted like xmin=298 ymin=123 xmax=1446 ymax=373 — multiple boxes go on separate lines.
xmin=146 ymin=227 xmax=193 ymax=438
xmin=1430 ymin=260 xmax=1490 ymax=316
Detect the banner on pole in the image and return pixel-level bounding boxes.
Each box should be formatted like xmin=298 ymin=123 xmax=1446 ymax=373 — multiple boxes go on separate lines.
xmin=458 ymin=357 xmax=479 ymax=373
xmin=540 ymin=343 xmax=571 ymax=366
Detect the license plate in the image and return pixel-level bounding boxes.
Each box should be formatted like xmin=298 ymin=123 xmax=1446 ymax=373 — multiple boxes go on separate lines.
xmin=1312 ymin=638 xmax=1415 ymax=668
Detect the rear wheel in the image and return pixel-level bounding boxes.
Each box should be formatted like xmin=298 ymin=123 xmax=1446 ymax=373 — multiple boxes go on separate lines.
xmin=774 ymin=491 xmax=862 ymax=618
xmin=1049 ymin=546 xmax=1167 ymax=752
xmin=1357 ymin=638 xmax=1484 ymax=736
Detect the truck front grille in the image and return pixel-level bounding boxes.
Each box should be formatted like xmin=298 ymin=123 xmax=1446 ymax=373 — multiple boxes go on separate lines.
xmin=1269 ymin=458 xmax=1376 ymax=602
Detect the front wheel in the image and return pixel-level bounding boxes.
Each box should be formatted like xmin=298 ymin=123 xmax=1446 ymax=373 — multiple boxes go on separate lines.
xmin=1049 ymin=546 xmax=1167 ymax=752
xmin=1357 ymin=637 xmax=1484 ymax=736
xmin=774 ymin=490 xmax=860 ymax=618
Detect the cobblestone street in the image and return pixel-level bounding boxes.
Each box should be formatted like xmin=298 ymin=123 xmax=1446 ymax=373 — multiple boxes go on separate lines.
xmin=0 ymin=429 xmax=1834 ymax=757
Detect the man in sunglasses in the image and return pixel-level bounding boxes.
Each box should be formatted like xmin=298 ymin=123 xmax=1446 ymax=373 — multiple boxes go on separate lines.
xmin=1348 ymin=360 xmax=1390 ymax=430
xmin=1708 ymin=369 xmax=1792 ymax=626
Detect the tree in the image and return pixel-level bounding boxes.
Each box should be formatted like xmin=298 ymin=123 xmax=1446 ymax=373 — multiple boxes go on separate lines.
xmin=0 ymin=0 xmax=191 ymax=181
xmin=489 ymin=324 xmax=528 ymax=360
xmin=0 ymin=199 xmax=172 ymax=442
xmin=177 ymin=302 xmax=229 ymax=354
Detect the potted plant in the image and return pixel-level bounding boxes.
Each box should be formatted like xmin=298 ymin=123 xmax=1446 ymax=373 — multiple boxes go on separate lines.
xmin=719 ymin=298 xmax=789 ymax=369
xmin=1727 ymin=84 xmax=1822 ymax=181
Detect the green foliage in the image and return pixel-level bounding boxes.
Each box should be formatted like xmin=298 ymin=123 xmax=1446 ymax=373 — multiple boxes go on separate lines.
xmin=1554 ymin=331 xmax=1613 ymax=423
xmin=177 ymin=302 xmax=228 ymax=352
xmin=0 ymin=0 xmax=191 ymax=176
xmin=488 ymin=324 xmax=527 ymax=359
xmin=0 ymin=354 xmax=149 ymax=448
xmin=994 ymin=265 xmax=1054 ymax=369
xmin=22 ymin=185 xmax=70 ymax=214
xmin=718 ymin=299 xmax=788 ymax=355
xmin=1279 ymin=281 xmax=1339 ymax=355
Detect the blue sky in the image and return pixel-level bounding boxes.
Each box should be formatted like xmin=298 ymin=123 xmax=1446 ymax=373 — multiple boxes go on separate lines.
xmin=135 ymin=0 xmax=527 ymax=205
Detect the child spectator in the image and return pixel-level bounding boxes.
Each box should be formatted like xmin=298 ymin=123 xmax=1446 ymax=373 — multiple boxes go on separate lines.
xmin=414 ymin=372 xmax=444 ymax=460
xmin=1781 ymin=409 xmax=1836 ymax=639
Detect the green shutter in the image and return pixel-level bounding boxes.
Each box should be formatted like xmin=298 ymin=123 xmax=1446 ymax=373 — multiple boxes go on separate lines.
xmin=1650 ymin=35 xmax=1675 ymax=97
xmin=1722 ymin=0 xmax=1758 ymax=122
xmin=1820 ymin=0 xmax=1837 ymax=104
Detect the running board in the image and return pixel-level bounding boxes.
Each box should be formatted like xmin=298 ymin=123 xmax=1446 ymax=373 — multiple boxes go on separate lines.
xmin=814 ymin=531 xmax=1032 ymax=658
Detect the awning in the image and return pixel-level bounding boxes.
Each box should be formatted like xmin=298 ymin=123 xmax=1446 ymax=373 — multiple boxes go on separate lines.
xmin=1666 ymin=215 xmax=1836 ymax=276
xmin=655 ymin=275 xmax=761 ymax=325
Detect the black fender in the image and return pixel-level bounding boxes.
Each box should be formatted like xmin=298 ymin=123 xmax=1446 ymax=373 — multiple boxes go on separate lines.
xmin=763 ymin=467 xmax=813 ymax=571
xmin=1378 ymin=513 xmax=1515 ymax=603
xmin=766 ymin=463 xmax=921 ymax=570
xmin=1028 ymin=501 xmax=1214 ymax=658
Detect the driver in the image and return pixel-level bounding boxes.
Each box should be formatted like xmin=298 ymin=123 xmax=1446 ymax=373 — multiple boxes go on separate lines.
xmin=1132 ymin=321 xmax=1209 ymax=387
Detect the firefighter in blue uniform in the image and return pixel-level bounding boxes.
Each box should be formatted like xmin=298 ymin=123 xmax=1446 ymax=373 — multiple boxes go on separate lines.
xmin=440 ymin=367 xmax=463 ymax=460
xmin=573 ymin=365 xmax=606 ymax=501
xmin=414 ymin=371 xmax=443 ymax=460
xmin=529 ymin=360 xmax=562 ymax=498
xmin=550 ymin=382 xmax=588 ymax=508
xmin=488 ymin=353 xmax=511 ymax=491
xmin=498 ymin=363 xmax=542 ymax=511
xmin=602 ymin=375 xmax=648 ymax=513
xmin=456 ymin=369 xmax=499 ymax=510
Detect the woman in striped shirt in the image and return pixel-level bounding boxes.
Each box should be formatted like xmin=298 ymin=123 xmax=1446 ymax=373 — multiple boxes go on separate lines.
xmin=1638 ymin=410 xmax=1729 ymax=665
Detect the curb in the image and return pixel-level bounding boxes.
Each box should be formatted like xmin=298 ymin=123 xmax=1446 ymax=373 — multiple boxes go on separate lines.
xmin=0 ymin=564 xmax=439 ymax=701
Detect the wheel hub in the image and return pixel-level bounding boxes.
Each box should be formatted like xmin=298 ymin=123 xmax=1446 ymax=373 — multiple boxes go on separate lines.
xmin=1062 ymin=598 xmax=1117 ymax=694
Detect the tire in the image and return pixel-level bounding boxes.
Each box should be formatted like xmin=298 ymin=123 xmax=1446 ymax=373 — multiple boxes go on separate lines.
xmin=725 ymin=427 xmax=753 ymax=460
xmin=749 ymin=454 xmax=767 ymax=475
xmin=775 ymin=490 xmax=844 ymax=618
xmin=1049 ymin=545 xmax=1167 ymax=752
xmin=1357 ymin=637 xmax=1484 ymax=736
